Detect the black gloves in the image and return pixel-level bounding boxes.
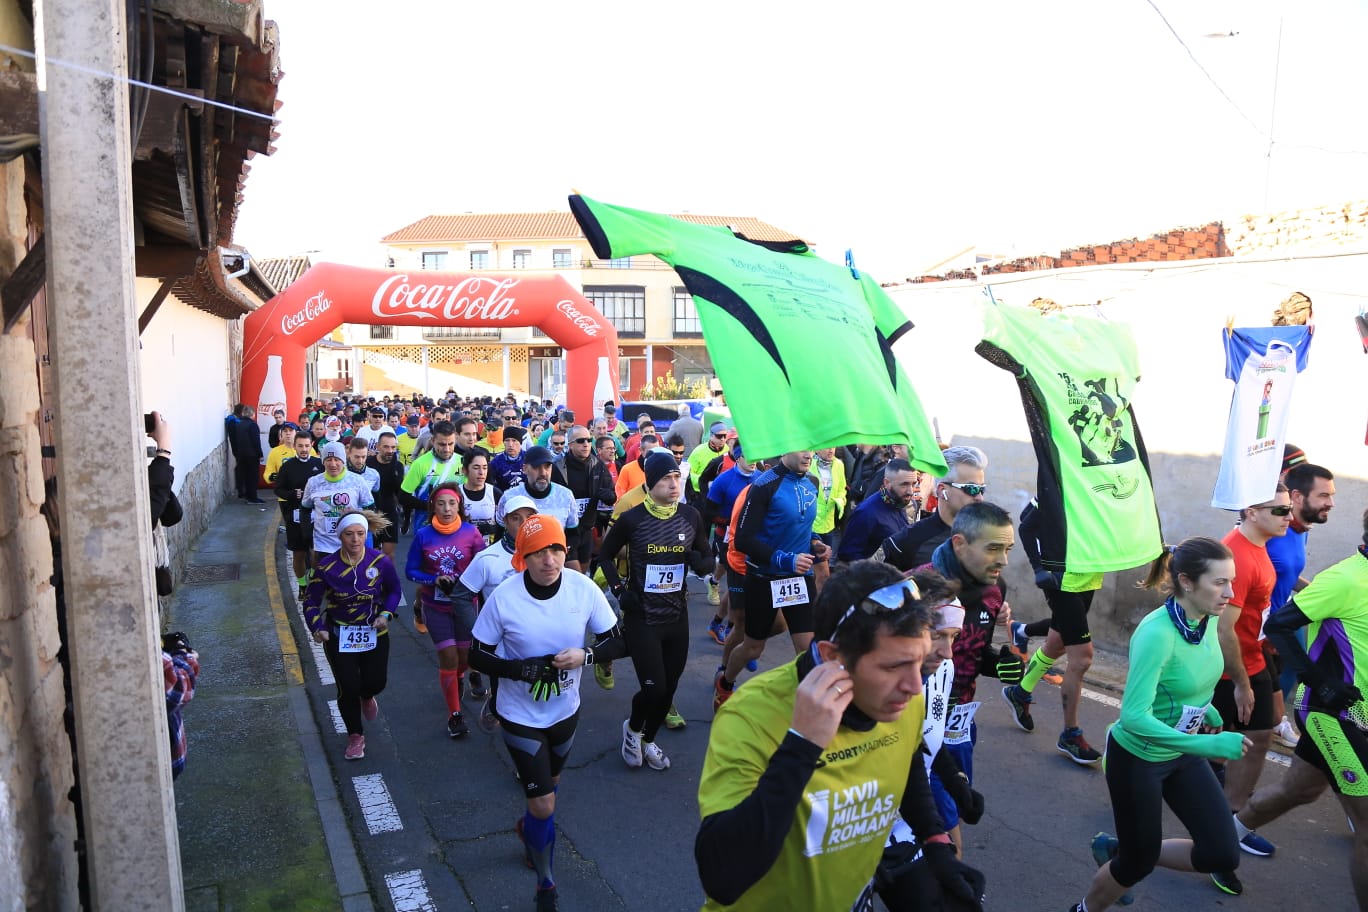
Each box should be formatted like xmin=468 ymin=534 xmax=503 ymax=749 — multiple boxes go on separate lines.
xmin=436 ymin=576 xmax=456 ymax=594
xmin=1311 ymin=679 xmax=1363 ymax=714
xmin=923 ymin=842 xmax=986 ymax=911
xmin=948 ymin=772 xmax=985 ymax=825
xmin=519 ymin=655 xmax=562 ymax=701
xmin=995 ymin=645 xmax=1024 ymax=685
xmin=1034 ymin=569 xmax=1059 ymax=590
xmin=517 ymin=656 xmax=553 ymax=684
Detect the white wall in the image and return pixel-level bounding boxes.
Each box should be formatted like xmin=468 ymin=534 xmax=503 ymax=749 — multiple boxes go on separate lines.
xmin=136 ymin=278 xmax=232 ymax=492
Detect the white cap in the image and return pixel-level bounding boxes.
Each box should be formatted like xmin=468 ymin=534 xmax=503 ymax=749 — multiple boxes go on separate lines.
xmin=502 ymin=494 xmax=537 ymax=516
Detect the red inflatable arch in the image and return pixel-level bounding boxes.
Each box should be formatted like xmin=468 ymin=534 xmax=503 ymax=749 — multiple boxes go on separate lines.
xmin=241 ymin=263 xmax=619 ymax=437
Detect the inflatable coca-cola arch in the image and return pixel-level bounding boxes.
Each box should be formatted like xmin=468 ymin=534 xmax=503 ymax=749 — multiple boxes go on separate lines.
xmin=241 ymin=263 xmax=620 ymax=438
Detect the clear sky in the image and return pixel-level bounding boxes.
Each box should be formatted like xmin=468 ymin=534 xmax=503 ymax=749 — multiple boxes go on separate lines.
xmin=235 ymin=0 xmax=1368 ymax=282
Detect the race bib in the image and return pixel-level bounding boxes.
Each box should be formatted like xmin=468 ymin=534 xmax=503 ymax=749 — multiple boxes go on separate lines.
xmin=1175 ymin=703 xmax=1208 ymax=734
xmin=430 ymin=585 xmax=451 ymax=604
xmin=645 ymin=563 xmax=684 ymax=594
xmin=338 ymin=625 xmax=377 ymax=653
xmin=771 ymin=577 xmax=809 ymax=608
xmin=945 ymin=701 xmax=980 ymax=745
xmin=292 ymin=509 xmax=300 ymax=523
xmin=575 ymin=497 xmax=590 ymax=518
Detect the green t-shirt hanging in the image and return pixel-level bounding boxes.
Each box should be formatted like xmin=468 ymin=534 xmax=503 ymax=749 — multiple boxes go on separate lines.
xmin=976 ymin=304 xmax=1162 ymax=573
xmin=569 ymin=194 xmax=948 ymax=476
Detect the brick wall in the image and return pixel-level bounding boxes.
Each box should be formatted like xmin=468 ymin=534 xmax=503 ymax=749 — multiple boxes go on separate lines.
xmin=905 ymin=198 xmax=1368 ymax=284
xmin=0 ymin=155 xmax=79 ymax=908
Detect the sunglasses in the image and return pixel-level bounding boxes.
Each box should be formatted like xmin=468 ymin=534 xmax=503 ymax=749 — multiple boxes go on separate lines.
xmin=711 ymin=432 xmax=727 ymax=439
xmin=551 ymin=441 xmax=566 ymax=448
xmin=830 ymin=578 xmax=922 ymax=644
xmin=1256 ymin=505 xmax=1293 ymax=516
xmin=945 ymin=482 xmax=987 ymax=497
xmin=571 ymin=437 xmax=592 ymax=445
xmin=671 ymin=450 xmax=685 ymax=457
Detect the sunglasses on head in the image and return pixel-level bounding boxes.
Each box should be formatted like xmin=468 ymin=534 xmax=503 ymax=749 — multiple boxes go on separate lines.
xmin=830 ymin=578 xmax=922 ymax=644
xmin=945 ymin=482 xmax=987 ymax=497
xmin=1256 ymin=505 xmax=1293 ymax=516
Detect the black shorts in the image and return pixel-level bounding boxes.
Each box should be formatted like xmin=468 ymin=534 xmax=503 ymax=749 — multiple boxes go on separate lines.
xmin=1045 ymin=586 xmax=1094 ymax=647
xmin=743 ymin=573 xmax=813 ymax=640
xmin=712 ymin=533 xmax=729 ymax=562
xmin=568 ymin=527 xmax=593 ymax=565
xmin=372 ymin=510 xmax=400 ymax=545
xmin=1212 ymin=667 xmax=1277 ymax=732
xmin=1294 ymin=708 xmax=1368 ymax=796
xmin=280 ymin=503 xmax=313 ymax=552
xmin=497 ymin=712 xmax=578 ymax=799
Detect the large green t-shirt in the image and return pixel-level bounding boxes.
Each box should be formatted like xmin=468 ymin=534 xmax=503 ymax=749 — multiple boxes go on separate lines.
xmin=698 ymin=659 xmax=924 ymax=911
xmin=1111 ymin=606 xmax=1245 ymax=763
xmin=570 ymin=195 xmax=948 ymax=476
xmin=976 ymin=304 xmax=1161 ymax=573
xmin=1293 ymin=550 xmax=1368 ymax=723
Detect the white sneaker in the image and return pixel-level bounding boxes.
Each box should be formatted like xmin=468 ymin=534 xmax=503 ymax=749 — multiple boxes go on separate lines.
xmin=642 ymin=740 xmax=671 ymax=770
xmin=1274 ymin=716 xmax=1300 ymax=748
xmin=621 ymin=720 xmax=643 ymax=768
xmin=706 ymin=578 xmax=721 ymax=606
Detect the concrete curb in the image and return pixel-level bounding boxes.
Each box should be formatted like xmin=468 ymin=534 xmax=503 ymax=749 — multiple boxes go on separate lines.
xmin=264 ymin=521 xmax=376 ymax=912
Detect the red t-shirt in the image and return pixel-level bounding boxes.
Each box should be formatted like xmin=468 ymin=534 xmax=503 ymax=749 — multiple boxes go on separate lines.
xmin=1221 ymin=527 xmax=1272 ymax=678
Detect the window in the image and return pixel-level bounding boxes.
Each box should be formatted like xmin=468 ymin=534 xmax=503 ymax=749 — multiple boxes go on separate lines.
xmin=369 ymin=325 xmax=394 ymax=340
xmin=583 ymin=286 xmax=645 ymax=337
xmin=552 ymin=248 xmax=573 ymax=269
xmin=673 ymin=288 xmax=701 ymax=336
xmin=469 ymin=250 xmax=489 ymax=269
xmin=421 ymin=251 xmax=447 ymax=270
xmin=607 ymin=256 xmax=632 ymax=269
xmin=618 ymin=357 xmax=632 ymax=392
xmin=512 ymin=249 xmax=531 ymax=269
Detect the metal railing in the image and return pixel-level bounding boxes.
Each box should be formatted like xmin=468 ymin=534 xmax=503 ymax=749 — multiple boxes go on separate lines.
xmin=422 ymin=326 xmax=502 ymax=340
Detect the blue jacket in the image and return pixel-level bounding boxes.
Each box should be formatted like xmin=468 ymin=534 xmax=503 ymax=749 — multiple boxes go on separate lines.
xmin=837 ymin=492 xmax=910 ymax=563
xmin=735 ymin=464 xmax=819 ymax=577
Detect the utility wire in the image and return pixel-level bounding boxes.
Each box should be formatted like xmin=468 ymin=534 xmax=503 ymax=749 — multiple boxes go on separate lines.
xmin=1142 ymin=0 xmax=1267 ymax=137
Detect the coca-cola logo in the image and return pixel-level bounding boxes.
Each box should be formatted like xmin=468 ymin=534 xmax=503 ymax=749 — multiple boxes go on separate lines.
xmin=371 ymin=275 xmax=519 ymax=323
xmin=555 ymin=299 xmax=602 ymax=337
xmin=281 ymin=291 xmax=332 ymax=336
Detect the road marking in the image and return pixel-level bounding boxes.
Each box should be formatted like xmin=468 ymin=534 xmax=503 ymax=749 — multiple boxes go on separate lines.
xmin=1082 ymin=688 xmax=1291 ymax=766
xmin=327 ymin=700 xmax=347 ymax=733
xmin=293 ymin=591 xmax=335 ymax=685
xmin=264 ymin=520 xmax=304 ymax=685
xmin=352 ymin=774 xmax=403 ymax=834
xmin=385 ymin=869 xmax=437 ymax=912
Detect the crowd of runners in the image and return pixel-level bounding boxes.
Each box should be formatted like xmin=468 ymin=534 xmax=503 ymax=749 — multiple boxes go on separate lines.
xmin=237 ymin=390 xmax=1366 ymax=912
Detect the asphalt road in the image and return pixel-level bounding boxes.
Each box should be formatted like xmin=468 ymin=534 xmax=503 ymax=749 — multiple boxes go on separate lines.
xmin=277 ymin=540 xmax=1359 ymax=912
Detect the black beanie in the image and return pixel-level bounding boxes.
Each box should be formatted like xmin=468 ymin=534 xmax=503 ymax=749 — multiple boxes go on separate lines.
xmin=644 ymin=450 xmax=679 ymax=491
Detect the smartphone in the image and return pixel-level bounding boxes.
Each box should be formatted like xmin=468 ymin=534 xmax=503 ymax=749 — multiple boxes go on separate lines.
xmin=144 ymin=413 xmax=156 ymax=434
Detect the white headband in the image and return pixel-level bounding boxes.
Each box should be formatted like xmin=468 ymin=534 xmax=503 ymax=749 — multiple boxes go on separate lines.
xmin=336 ymin=513 xmax=368 ymax=535
xmin=936 ymin=599 xmax=965 ymax=630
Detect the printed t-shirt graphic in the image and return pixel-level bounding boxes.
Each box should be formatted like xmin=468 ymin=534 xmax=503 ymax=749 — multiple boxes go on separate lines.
xmin=1211 ymin=326 xmax=1313 ymax=510
xmin=568 ymin=194 xmax=947 ymax=474
xmin=976 ymin=304 xmax=1161 ymax=573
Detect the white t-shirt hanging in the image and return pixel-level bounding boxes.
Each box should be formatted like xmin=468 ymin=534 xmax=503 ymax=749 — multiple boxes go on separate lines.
xmin=1211 ymin=326 xmax=1312 ymax=510
xmin=471 ymin=570 xmax=617 ymax=728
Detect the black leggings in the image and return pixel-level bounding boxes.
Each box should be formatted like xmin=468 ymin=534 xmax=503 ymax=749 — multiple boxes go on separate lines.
xmin=323 ymin=628 xmax=391 ymax=735
xmin=625 ymin=613 xmax=690 ymax=742
xmin=1104 ymin=734 xmax=1239 ymax=887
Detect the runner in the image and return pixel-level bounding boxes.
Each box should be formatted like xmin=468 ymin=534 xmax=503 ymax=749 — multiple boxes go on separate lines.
xmin=400 ymin=419 xmax=464 ymax=530
xmin=1002 ymin=497 xmax=1104 ymax=764
xmin=303 ymin=510 xmax=402 ymax=761
xmin=687 ymin=421 xmax=729 ymax=500
xmin=490 ymin=425 xmax=527 ymax=490
xmin=715 ymin=451 xmax=830 ymax=707
xmin=468 ymin=515 xmax=626 ymax=912
xmin=496 ymin=446 xmax=581 ymax=566
xmin=459 ymin=448 xmax=504 ymax=545
xmin=837 ymin=457 xmax=918 ymax=563
xmin=554 ymin=426 xmax=616 ymax=574
xmin=696 ymin=560 xmax=983 ymax=911
xmin=301 ymin=442 xmax=376 ymax=562
xmin=365 ymin=431 xmax=404 ymax=562
xmin=598 ymin=452 xmax=714 ymax=769
xmin=1072 ymin=537 xmax=1249 ymax=912
xmin=881 ymin=446 xmax=988 ymax=572
xmin=702 ymin=441 xmax=754 ymax=645
xmin=449 ymin=495 xmax=538 ymax=709
xmin=809 ymin=446 xmax=848 ymax=593
xmin=405 ymin=482 xmax=487 ymax=738
xmin=270 ymin=428 xmax=321 ymax=597
xmin=1234 ymin=508 xmax=1368 ymax=909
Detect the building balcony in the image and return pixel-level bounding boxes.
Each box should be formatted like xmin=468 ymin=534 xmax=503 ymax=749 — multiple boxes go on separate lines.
xmin=422 ymin=326 xmax=504 ymax=340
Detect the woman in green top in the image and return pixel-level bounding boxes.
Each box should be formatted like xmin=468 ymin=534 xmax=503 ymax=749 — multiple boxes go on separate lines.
xmin=1071 ymin=537 xmax=1251 ymax=912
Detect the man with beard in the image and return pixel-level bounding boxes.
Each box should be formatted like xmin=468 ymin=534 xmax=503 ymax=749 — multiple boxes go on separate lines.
xmin=553 ymin=426 xmax=617 ymax=573
xmin=497 ymin=446 xmax=581 ymax=566
xmin=881 ymin=447 xmax=988 ymax=573
xmin=837 ymin=458 xmax=918 ymax=563
xmin=367 ymin=432 xmax=405 ymax=562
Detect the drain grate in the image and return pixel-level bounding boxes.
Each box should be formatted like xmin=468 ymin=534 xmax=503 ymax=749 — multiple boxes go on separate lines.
xmin=182 ymin=562 xmax=241 ymax=584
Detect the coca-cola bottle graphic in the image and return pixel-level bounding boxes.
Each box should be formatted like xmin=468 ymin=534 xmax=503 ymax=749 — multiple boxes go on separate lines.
xmin=592 ymin=356 xmax=615 ymax=417
xmin=255 ymin=354 xmax=287 ymax=457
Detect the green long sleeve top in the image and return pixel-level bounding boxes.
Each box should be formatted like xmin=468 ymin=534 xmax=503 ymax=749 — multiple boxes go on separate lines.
xmin=1111 ymin=603 xmax=1246 ymax=763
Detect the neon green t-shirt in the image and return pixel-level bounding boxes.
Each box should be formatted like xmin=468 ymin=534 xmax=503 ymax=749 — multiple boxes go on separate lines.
xmin=977 ymin=304 xmax=1162 ymax=573
xmin=570 ymin=194 xmax=947 ymax=475
xmin=1293 ymin=550 xmax=1368 ymax=723
xmin=698 ymin=659 xmax=924 ymax=911
xmin=688 ymin=441 xmax=724 ymax=492
xmin=1111 ymin=606 xmax=1246 ymax=763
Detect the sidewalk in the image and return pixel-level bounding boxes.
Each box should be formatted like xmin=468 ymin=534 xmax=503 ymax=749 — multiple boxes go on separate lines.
xmin=166 ymin=498 xmax=368 ymax=911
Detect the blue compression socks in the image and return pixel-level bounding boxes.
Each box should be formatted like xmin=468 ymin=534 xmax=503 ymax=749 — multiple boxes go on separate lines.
xmin=521 ymin=810 xmax=556 ymax=889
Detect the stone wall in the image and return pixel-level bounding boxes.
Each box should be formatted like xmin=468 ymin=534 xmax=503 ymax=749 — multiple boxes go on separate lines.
xmin=1224 ymin=199 xmax=1368 ymax=256
xmin=162 ymin=440 xmax=229 ymax=590
xmin=0 ymin=328 xmax=78 ymax=910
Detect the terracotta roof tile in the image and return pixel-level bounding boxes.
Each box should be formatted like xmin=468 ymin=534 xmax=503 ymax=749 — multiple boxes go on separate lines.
xmin=381 ymin=211 xmax=805 ymax=245
xmin=257 ymin=255 xmax=312 ymax=291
